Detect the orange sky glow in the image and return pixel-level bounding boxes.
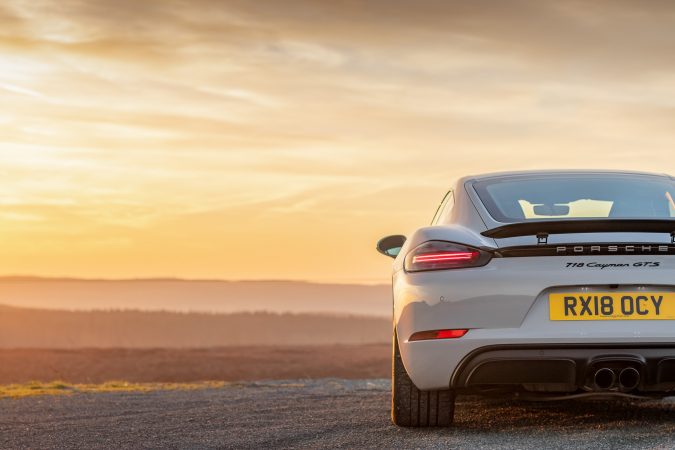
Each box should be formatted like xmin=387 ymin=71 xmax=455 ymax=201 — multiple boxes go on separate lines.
xmin=2 ymin=1 xmax=675 ymax=282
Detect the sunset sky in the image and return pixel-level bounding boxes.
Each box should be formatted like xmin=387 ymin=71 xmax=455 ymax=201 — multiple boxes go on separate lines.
xmin=2 ymin=1 xmax=675 ymax=282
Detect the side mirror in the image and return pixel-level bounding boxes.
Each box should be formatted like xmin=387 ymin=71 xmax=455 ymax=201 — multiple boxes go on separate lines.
xmin=376 ymin=235 xmax=406 ymax=258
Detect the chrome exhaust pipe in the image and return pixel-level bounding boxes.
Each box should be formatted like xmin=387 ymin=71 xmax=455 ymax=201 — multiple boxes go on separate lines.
xmin=619 ymin=367 xmax=640 ymax=391
xmin=594 ymin=368 xmax=616 ymax=390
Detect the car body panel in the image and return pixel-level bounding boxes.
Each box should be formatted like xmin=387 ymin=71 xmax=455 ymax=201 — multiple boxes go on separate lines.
xmin=389 ymin=170 xmax=675 ymax=391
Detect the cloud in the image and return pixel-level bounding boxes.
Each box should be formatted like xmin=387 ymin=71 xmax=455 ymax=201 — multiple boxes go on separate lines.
xmin=2 ymin=0 xmax=675 ymax=279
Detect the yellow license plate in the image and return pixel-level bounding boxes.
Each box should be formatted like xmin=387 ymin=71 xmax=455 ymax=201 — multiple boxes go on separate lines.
xmin=550 ymin=292 xmax=675 ymax=320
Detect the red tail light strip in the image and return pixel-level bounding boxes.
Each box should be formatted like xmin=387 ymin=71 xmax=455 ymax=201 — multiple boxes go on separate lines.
xmin=412 ymin=251 xmax=479 ymax=264
xmin=409 ymin=329 xmax=469 ymax=341
xmin=404 ymin=241 xmax=492 ymax=272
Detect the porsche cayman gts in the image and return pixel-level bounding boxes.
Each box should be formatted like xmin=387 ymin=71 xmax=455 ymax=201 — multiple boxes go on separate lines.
xmin=377 ymin=170 xmax=675 ymax=426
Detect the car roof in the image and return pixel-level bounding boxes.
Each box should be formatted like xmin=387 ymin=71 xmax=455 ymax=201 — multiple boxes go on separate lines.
xmin=463 ymin=169 xmax=673 ymax=182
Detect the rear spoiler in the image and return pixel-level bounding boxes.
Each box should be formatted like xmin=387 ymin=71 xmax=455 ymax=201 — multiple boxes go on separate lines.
xmin=482 ymin=219 xmax=675 ymax=240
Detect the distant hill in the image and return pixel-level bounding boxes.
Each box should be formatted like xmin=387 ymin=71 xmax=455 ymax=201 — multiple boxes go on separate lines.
xmin=0 ymin=305 xmax=390 ymax=348
xmin=0 ymin=277 xmax=391 ymax=317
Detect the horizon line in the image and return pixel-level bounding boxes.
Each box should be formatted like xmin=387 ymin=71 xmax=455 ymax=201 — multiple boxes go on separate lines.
xmin=0 ymin=274 xmax=389 ymax=286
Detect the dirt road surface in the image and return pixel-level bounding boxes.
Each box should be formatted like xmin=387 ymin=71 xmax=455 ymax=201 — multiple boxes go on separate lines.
xmin=3 ymin=379 xmax=675 ymax=449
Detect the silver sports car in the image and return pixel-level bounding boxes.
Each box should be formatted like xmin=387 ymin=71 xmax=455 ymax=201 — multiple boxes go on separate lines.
xmin=377 ymin=170 xmax=675 ymax=427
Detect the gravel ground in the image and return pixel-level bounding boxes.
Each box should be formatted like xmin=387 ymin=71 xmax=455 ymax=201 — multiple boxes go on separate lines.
xmin=2 ymin=379 xmax=675 ymax=449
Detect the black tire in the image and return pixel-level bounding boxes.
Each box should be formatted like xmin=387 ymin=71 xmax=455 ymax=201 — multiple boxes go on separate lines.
xmin=391 ymin=329 xmax=455 ymax=427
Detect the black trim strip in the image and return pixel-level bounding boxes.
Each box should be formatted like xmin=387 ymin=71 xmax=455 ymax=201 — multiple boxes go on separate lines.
xmin=482 ymin=219 xmax=675 ymax=239
xmin=496 ymin=243 xmax=675 ymax=257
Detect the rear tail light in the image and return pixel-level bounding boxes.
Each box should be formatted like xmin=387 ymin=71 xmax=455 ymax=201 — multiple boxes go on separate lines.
xmin=409 ymin=329 xmax=469 ymax=341
xmin=404 ymin=241 xmax=492 ymax=272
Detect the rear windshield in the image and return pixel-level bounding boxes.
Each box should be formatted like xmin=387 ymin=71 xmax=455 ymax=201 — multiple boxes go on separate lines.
xmin=472 ymin=174 xmax=675 ymax=223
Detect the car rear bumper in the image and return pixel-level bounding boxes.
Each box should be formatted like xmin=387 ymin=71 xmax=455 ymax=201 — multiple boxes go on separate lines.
xmin=401 ymin=335 xmax=675 ymax=391
xmin=393 ymin=256 xmax=675 ymax=390
xmin=452 ymin=344 xmax=675 ymax=393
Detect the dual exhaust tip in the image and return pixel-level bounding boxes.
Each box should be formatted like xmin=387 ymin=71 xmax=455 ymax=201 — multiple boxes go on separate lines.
xmin=593 ymin=367 xmax=640 ymax=391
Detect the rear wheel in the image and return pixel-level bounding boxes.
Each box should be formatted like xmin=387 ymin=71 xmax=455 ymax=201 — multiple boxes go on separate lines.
xmin=391 ymin=329 xmax=455 ymax=427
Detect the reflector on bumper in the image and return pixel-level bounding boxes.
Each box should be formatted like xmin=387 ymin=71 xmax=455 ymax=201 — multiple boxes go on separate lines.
xmin=409 ymin=329 xmax=469 ymax=341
